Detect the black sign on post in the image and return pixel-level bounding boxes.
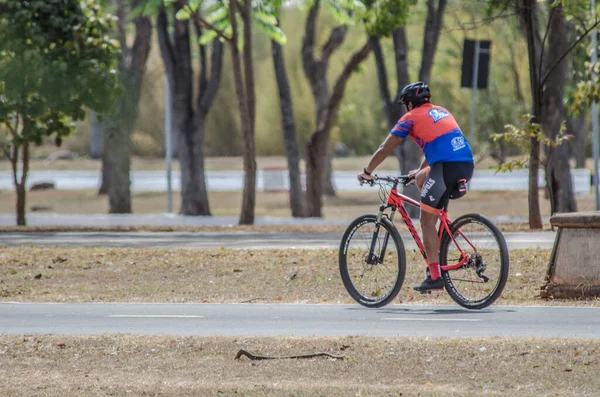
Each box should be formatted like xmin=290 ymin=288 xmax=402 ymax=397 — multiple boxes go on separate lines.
xmin=461 ymin=39 xmax=491 ymax=89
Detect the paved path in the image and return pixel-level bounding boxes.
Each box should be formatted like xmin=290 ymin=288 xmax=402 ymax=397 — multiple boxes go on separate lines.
xmin=1 ymin=303 xmax=598 ymax=338
xmin=0 ymin=231 xmax=557 ymax=250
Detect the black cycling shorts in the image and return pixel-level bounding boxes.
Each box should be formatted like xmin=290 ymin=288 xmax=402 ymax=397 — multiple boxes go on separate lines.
xmin=419 ymin=162 xmax=474 ymax=214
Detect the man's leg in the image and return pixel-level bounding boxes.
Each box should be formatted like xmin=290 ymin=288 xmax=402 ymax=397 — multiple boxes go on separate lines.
xmin=414 ymin=164 xmax=445 ymax=291
xmin=420 ymin=210 xmax=440 ymax=272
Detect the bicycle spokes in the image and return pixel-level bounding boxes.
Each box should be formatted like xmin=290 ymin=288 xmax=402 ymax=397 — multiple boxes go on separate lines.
xmin=440 ymin=214 xmax=509 ymax=309
xmin=339 ymin=215 xmax=406 ymax=308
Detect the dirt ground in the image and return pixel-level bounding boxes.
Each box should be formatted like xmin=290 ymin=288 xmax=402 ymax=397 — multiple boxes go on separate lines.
xmin=0 ymin=246 xmax=594 ymax=306
xmin=2 ymin=247 xmax=599 ymax=396
xmin=1 ymin=335 xmax=599 ymax=397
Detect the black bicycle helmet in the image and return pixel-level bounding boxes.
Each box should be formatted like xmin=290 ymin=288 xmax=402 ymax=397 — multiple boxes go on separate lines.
xmin=398 ymin=81 xmax=431 ymax=106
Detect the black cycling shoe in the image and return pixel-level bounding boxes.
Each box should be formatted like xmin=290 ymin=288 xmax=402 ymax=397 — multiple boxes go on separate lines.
xmin=413 ymin=276 xmax=444 ymax=292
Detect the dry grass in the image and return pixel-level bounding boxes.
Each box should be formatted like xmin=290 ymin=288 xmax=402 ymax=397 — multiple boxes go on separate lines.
xmin=1 ymin=334 xmax=599 ymax=396
xmin=0 ymin=188 xmax=595 ymax=225
xmin=1 ymin=246 xmax=596 ymax=307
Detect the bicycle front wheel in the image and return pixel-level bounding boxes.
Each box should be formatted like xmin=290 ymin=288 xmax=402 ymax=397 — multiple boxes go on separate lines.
xmin=440 ymin=213 xmax=509 ymax=310
xmin=339 ymin=214 xmax=406 ymax=308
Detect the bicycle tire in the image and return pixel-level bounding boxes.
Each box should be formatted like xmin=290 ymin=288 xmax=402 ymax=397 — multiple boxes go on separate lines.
xmin=440 ymin=213 xmax=509 ymax=310
xmin=339 ymin=214 xmax=406 ymax=308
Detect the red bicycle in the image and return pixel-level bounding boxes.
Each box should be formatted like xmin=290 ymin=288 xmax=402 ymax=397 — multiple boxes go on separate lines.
xmin=339 ymin=174 xmax=509 ymax=310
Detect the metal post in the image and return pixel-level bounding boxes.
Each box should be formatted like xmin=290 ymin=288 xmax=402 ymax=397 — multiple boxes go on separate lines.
xmin=593 ymin=0 xmax=600 ymax=210
xmin=164 ymin=75 xmax=173 ymax=214
xmin=469 ymin=40 xmax=480 ymax=143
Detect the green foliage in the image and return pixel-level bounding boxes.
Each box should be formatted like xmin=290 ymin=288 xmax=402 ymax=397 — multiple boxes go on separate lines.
xmin=490 ymin=114 xmax=572 ymax=173
xmin=303 ymin=0 xmax=367 ymax=25
xmin=361 ymin=0 xmax=416 ymax=36
xmin=0 ymin=0 xmax=119 ymax=147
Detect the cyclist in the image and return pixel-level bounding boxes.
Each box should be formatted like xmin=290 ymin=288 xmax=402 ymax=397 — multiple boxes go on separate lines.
xmin=357 ymin=81 xmax=474 ymax=292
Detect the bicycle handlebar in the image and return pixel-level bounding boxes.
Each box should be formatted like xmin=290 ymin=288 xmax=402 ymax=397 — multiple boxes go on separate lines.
xmin=358 ymin=174 xmax=413 ymax=187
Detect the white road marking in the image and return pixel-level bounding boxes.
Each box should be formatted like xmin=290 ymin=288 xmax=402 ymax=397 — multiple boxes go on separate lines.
xmin=382 ymin=317 xmax=481 ymax=322
xmin=109 ymin=315 xmax=204 ymax=318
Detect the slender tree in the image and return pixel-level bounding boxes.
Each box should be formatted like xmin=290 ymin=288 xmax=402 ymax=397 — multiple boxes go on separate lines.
xmin=155 ymin=1 xmax=224 ymax=216
xmin=371 ymin=0 xmax=447 ymax=218
xmin=486 ymin=0 xmax=600 ymax=227
xmin=173 ymin=0 xmax=286 ymax=224
xmin=271 ymin=12 xmax=306 ymax=217
xmin=302 ymin=0 xmax=412 ymax=217
xmin=0 ymin=0 xmax=118 ymax=225
xmin=102 ymin=0 xmax=153 ymax=214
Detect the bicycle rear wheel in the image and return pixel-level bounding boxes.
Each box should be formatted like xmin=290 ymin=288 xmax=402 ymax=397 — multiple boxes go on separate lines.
xmin=339 ymin=214 xmax=406 ymax=308
xmin=440 ymin=213 xmax=509 ymax=310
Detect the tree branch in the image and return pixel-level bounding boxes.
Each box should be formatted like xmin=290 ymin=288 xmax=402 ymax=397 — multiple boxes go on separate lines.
xmin=10 ymin=143 xmax=18 ymax=188
xmin=320 ymin=26 xmax=348 ymax=65
xmin=193 ymin=17 xmax=208 ymax=98
xmin=0 ymin=144 xmax=10 ymax=160
xmin=539 ymin=5 xmax=555 ymax=88
xmin=116 ymin=0 xmax=130 ymax=64
xmin=20 ymin=141 xmax=29 ymax=188
xmin=191 ymin=13 xmax=231 ymax=42
xmin=392 ymin=27 xmax=410 ymax=100
xmin=242 ymin=0 xmax=255 ymax=130
xmin=318 ymin=40 xmax=372 ymax=135
xmin=199 ymin=39 xmax=223 ymax=113
xmin=541 ymin=17 xmax=600 ymax=88
xmin=370 ymin=35 xmax=393 ymax=127
xmin=302 ymin=2 xmax=319 ymax=83
xmin=157 ymin=6 xmax=176 ymax=80
xmin=4 ymin=120 xmax=16 ymax=138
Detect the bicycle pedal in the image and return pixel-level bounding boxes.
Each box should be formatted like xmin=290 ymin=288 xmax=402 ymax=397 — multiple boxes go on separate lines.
xmin=419 ymin=290 xmax=432 ymax=295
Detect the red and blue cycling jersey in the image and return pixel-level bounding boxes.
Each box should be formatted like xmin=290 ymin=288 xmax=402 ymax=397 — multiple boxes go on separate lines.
xmin=391 ymin=103 xmax=473 ymax=165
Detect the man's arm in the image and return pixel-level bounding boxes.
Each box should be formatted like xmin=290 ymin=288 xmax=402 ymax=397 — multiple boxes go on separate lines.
xmin=364 ymin=134 xmax=404 ymax=174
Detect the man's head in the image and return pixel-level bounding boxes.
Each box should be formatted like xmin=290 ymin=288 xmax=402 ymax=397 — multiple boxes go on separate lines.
xmin=398 ymin=81 xmax=431 ymax=110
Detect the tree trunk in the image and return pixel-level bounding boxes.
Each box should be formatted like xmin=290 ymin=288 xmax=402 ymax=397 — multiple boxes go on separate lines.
xmin=400 ymin=1 xmax=447 ymax=218
xmin=374 ymin=26 xmax=426 ymax=219
xmin=230 ymin=0 xmax=256 ymax=225
xmin=89 ymin=111 xmax=104 ymax=159
xmin=272 ymin=25 xmax=306 ymax=217
xmin=302 ymin=4 xmax=346 ymax=204
xmin=104 ymin=117 xmax=132 ymax=213
xmin=103 ymin=2 xmax=152 ymax=214
xmin=304 ymin=40 xmax=372 ymax=216
xmin=15 ymin=182 xmax=25 ymax=226
xmin=13 ymin=142 xmax=29 ymax=226
xmin=302 ymin=3 xmax=371 ymax=216
xmin=567 ymin=115 xmax=586 ymax=168
xmin=517 ymin=0 xmax=543 ymax=229
xmin=98 ymin=153 xmax=109 ymax=195
xmin=178 ymin=114 xmax=211 ymax=215
xmin=305 ymin=132 xmax=329 ymax=217
xmin=419 ymin=0 xmax=448 ymax=83
xmin=157 ymin=5 xmax=223 ymax=216
xmin=323 ymin=143 xmax=336 ymax=196
xmin=528 ymin=137 xmax=543 ymax=228
xmin=541 ymin=4 xmax=576 ymax=214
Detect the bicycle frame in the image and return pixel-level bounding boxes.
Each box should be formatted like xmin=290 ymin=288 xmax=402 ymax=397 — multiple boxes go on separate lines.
xmin=375 ymin=181 xmax=476 ymax=272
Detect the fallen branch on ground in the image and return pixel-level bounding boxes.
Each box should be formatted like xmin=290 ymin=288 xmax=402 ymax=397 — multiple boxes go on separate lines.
xmin=235 ymin=349 xmax=344 ymax=360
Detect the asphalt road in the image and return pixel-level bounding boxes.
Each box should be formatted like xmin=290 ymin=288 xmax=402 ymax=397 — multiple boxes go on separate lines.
xmin=1 ymin=303 xmax=598 ymax=338
xmin=0 ymin=231 xmax=557 ymax=250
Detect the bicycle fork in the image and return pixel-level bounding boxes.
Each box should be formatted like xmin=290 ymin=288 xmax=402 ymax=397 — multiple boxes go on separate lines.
xmin=366 ymin=205 xmax=395 ymax=265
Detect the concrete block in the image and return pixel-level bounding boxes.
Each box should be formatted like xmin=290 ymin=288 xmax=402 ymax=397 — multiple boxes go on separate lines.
xmin=541 ymin=212 xmax=600 ymax=298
